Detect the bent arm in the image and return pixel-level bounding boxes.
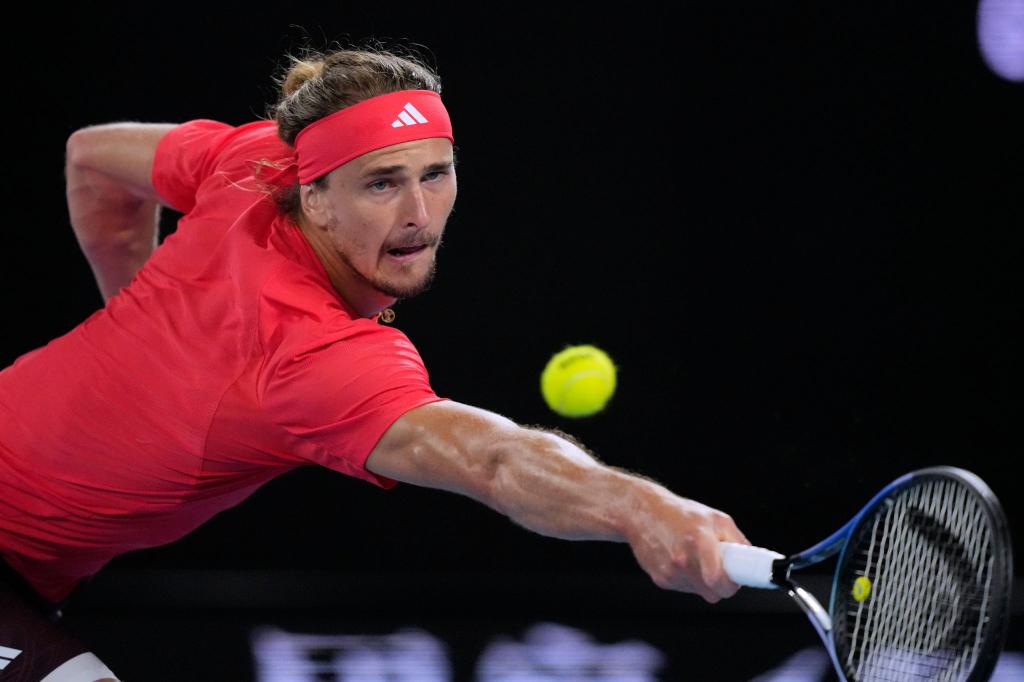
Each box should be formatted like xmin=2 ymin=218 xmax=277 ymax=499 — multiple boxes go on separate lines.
xmin=65 ymin=123 xmax=177 ymax=301
xmin=366 ymin=400 xmax=748 ymax=603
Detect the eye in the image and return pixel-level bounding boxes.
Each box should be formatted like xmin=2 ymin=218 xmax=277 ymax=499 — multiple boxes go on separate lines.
xmin=369 ymin=179 xmax=393 ymax=192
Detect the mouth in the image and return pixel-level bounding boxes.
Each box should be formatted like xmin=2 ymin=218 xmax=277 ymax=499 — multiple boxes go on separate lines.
xmin=385 ymin=243 xmax=431 ymax=262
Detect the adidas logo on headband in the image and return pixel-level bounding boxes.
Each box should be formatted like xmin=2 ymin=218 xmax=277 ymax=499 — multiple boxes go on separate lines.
xmin=391 ymin=103 xmax=430 ymax=128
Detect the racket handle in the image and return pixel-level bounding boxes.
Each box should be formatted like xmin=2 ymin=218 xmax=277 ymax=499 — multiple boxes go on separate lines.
xmin=719 ymin=541 xmax=784 ymax=589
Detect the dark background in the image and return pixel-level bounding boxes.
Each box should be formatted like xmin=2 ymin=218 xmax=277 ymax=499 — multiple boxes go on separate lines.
xmin=1 ymin=3 xmax=1020 ymax=680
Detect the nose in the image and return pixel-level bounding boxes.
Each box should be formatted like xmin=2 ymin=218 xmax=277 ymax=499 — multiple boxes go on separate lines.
xmin=400 ymin=183 xmax=431 ymax=228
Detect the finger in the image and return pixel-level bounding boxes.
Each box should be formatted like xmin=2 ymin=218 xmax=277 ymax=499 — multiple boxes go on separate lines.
xmin=666 ymin=536 xmax=721 ymax=603
xmin=715 ymin=513 xmax=750 ymax=546
xmin=698 ymin=589 xmax=721 ymax=604
xmin=685 ymin=570 xmax=721 ymax=604
xmin=671 ymin=574 xmax=718 ymax=603
xmin=696 ymin=532 xmax=741 ymax=600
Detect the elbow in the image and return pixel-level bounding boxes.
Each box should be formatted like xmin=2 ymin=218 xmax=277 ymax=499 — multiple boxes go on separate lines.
xmin=65 ymin=127 xmax=95 ymax=170
xmin=65 ymin=125 xmax=117 ymax=172
xmin=64 ymin=122 xmax=171 ymax=206
xmin=64 ymin=127 xmax=149 ymax=207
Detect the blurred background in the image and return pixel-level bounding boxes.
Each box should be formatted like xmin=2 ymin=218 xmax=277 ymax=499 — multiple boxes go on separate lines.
xmin=1 ymin=2 xmax=1021 ymax=679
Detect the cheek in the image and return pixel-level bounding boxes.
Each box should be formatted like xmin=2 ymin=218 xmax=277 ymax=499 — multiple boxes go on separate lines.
xmin=329 ymin=212 xmax=378 ymax=254
xmin=432 ymin=192 xmax=457 ymax=223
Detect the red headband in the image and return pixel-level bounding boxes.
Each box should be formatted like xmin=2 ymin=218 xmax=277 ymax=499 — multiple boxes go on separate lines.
xmin=293 ymin=90 xmax=454 ymax=184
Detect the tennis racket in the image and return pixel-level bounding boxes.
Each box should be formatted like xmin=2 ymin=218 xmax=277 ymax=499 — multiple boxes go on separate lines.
xmin=719 ymin=466 xmax=1013 ymax=682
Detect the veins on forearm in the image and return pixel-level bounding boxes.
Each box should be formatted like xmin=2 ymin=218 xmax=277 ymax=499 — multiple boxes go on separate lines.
xmin=486 ymin=427 xmax=644 ymax=543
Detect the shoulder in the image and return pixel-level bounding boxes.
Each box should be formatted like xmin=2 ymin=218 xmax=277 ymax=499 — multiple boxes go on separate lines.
xmin=153 ymin=119 xmax=290 ymax=212
xmin=158 ymin=118 xmax=277 ymax=147
xmin=156 ymin=119 xmax=286 ymax=171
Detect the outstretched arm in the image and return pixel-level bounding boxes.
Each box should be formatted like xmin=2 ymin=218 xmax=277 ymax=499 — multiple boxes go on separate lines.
xmin=65 ymin=123 xmax=176 ymax=301
xmin=366 ymin=400 xmax=748 ymax=603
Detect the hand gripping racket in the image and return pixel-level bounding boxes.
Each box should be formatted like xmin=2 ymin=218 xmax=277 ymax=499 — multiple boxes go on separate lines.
xmin=720 ymin=466 xmax=1013 ymax=682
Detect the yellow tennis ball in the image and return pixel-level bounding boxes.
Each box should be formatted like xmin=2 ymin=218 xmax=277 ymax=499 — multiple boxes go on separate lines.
xmin=852 ymin=575 xmax=872 ymax=602
xmin=540 ymin=345 xmax=617 ymax=418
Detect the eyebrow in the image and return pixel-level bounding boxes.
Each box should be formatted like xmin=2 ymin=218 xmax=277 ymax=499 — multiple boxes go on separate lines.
xmin=359 ymin=155 xmax=458 ymax=180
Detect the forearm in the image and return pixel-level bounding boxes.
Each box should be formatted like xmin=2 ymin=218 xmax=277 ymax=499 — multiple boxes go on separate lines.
xmin=484 ymin=428 xmax=657 ymax=543
xmin=485 ymin=429 xmax=747 ymax=601
xmin=368 ymin=401 xmax=747 ymax=602
xmin=65 ymin=151 xmax=160 ymax=300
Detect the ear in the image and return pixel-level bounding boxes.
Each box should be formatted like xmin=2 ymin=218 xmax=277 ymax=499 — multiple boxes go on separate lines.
xmin=299 ymin=182 xmax=330 ymax=229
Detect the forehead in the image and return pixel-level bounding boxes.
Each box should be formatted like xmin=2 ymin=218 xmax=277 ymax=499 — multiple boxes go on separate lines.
xmin=344 ymin=138 xmax=454 ymax=175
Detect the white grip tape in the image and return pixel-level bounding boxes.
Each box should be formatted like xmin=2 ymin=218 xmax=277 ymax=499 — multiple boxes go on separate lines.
xmin=719 ymin=541 xmax=784 ymax=589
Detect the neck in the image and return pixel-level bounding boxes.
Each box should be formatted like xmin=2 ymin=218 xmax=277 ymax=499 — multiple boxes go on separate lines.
xmin=296 ymin=218 xmax=396 ymax=319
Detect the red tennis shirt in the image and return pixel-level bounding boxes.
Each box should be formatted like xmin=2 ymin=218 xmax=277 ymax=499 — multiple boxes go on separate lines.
xmin=0 ymin=119 xmax=444 ymax=603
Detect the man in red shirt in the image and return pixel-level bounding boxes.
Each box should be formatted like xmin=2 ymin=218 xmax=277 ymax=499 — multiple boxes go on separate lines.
xmin=0 ymin=48 xmax=748 ymax=681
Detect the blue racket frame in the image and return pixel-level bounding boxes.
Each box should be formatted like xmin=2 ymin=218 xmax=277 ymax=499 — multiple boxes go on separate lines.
xmin=767 ymin=467 xmax=1012 ymax=682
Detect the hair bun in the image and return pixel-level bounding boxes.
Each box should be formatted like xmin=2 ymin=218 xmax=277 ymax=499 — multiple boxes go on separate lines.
xmin=281 ymin=59 xmax=325 ymax=97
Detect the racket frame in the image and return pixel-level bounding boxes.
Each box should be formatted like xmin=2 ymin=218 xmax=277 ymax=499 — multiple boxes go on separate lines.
xmin=763 ymin=466 xmax=1013 ymax=682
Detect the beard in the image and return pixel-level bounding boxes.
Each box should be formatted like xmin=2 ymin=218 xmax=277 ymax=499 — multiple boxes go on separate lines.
xmin=374 ymin=255 xmax=438 ymax=299
xmin=338 ymin=235 xmax=442 ymax=301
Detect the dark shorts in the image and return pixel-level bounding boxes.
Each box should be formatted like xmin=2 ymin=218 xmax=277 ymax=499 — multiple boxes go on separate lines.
xmin=0 ymin=559 xmax=92 ymax=681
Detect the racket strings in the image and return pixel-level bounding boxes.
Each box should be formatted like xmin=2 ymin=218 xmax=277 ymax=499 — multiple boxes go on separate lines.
xmin=836 ymin=478 xmax=996 ymax=681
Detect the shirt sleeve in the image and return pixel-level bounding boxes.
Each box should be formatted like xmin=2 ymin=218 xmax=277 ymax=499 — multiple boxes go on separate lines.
xmin=257 ymin=277 xmax=444 ymax=488
xmin=151 ymin=119 xmax=237 ymax=214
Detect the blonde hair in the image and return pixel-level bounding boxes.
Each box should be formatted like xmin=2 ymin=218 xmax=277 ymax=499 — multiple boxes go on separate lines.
xmin=265 ymin=45 xmax=443 ymax=219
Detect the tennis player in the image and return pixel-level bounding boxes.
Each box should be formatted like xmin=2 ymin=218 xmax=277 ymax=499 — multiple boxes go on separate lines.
xmin=0 ymin=47 xmax=749 ymax=681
